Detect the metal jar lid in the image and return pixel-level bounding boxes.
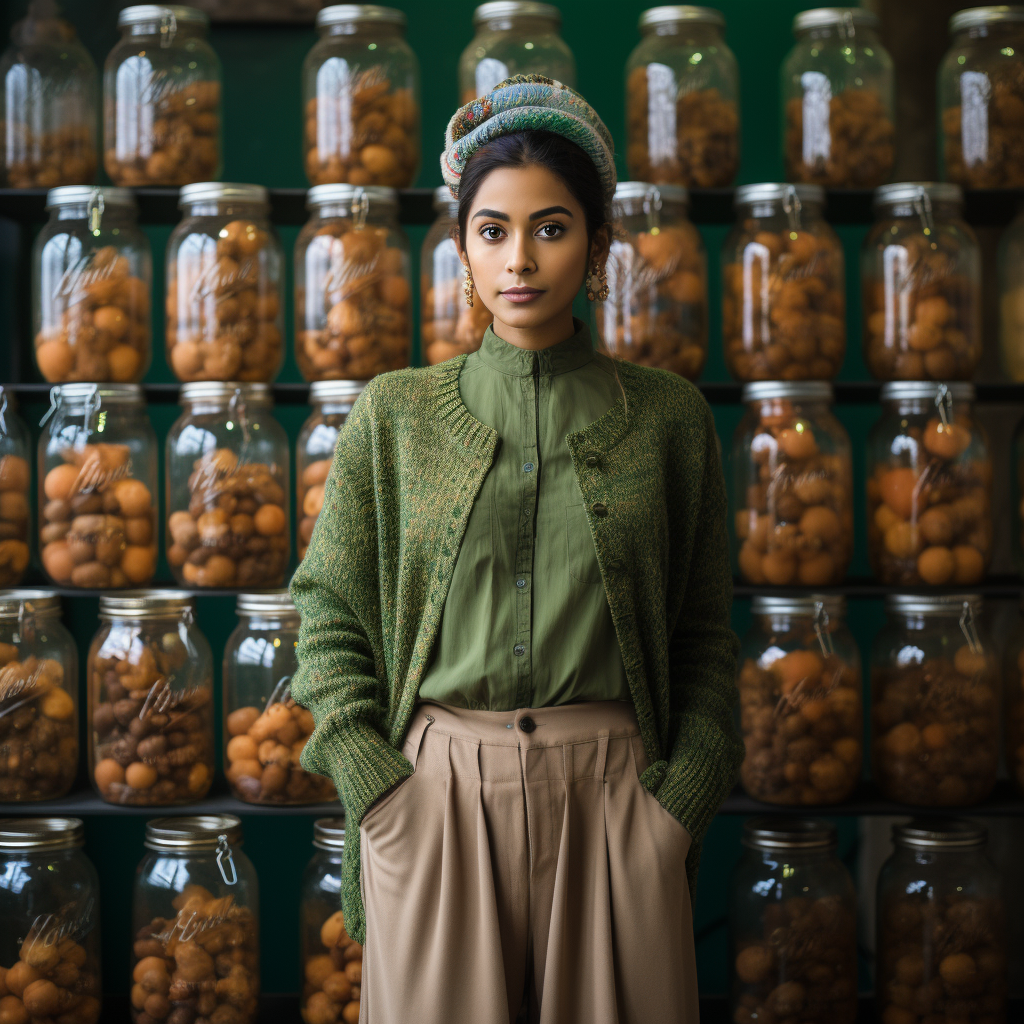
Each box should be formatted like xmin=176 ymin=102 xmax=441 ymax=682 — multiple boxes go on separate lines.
xmin=307 ymin=183 xmax=399 ymax=213
xmin=640 ymin=6 xmax=726 ymax=30
xmin=474 ymin=3 xmax=561 ymax=27
xmin=179 ymin=183 xmax=268 ymax=208
xmin=793 ymin=7 xmax=880 ymax=33
xmin=99 ymin=590 xmax=195 ymax=620
xmin=0 ymin=817 xmax=85 ymax=850
xmin=235 ymin=590 xmax=298 ymax=616
xmin=742 ymin=818 xmax=838 ymax=851
xmin=894 ymin=818 xmax=987 ymax=849
xmin=885 ymin=593 xmax=983 ymax=617
xmin=313 ymin=817 xmax=346 ymax=851
xmin=46 ymin=186 xmax=136 ymax=211
xmin=735 ymin=182 xmax=825 ymax=208
xmin=751 ymin=595 xmax=846 ymax=619
xmin=950 ymin=5 xmax=1024 ymax=34
xmin=613 ymin=181 xmax=690 ymax=208
xmin=49 ymin=383 xmax=145 ymax=410
xmin=0 ymin=591 xmax=62 ymax=620
xmin=145 ymin=814 xmax=243 ymax=851
xmin=118 ymin=5 xmax=209 ymax=28
xmin=178 ymin=382 xmax=273 ymax=406
xmin=309 ymin=379 xmax=369 ymax=405
xmin=879 ymin=381 xmax=975 ymax=403
xmin=317 ymin=4 xmax=407 ymax=29
xmin=742 ymin=381 xmax=833 ymax=404
xmin=873 ymin=182 xmax=963 ymax=210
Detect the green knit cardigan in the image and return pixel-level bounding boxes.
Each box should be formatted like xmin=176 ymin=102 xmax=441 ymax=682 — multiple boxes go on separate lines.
xmin=289 ymin=352 xmax=743 ymax=945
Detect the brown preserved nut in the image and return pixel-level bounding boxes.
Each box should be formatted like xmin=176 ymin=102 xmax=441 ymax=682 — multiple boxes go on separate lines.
xmin=298 ymin=458 xmax=330 ymax=561
xmin=40 ymin=443 xmax=157 ymax=589
xmin=0 ymin=455 xmax=31 ymax=586
xmin=878 ymin=892 xmax=1006 ymax=1024
xmin=90 ymin=637 xmax=213 ymax=806
xmin=35 ymin=245 xmax=150 ymax=383
xmin=625 ymin=68 xmax=738 ymax=187
xmin=3 ymin=124 xmax=97 ymax=188
xmin=167 ymin=448 xmax=288 ymax=588
xmin=736 ymin=402 xmax=853 ymax=586
xmin=867 ymin=421 xmax=991 ymax=586
xmin=784 ymin=89 xmax=894 ymax=187
xmin=301 ymin=910 xmax=361 ymax=1024
xmin=723 ymin=227 xmax=845 ymax=381
xmin=0 ymin=650 xmax=77 ymax=802
xmin=739 ymin=645 xmax=861 ymax=805
xmin=0 ymin=928 xmax=100 ymax=1024
xmin=105 ymin=80 xmax=220 ymax=187
xmin=166 ymin=221 xmax=282 ymax=383
xmin=133 ymin=889 xmax=259 ymax=1024
xmin=224 ymin=699 xmax=334 ymax=805
xmin=596 ymin=224 xmax=707 ymax=380
xmin=872 ymin=647 xmax=999 ymax=806
xmin=296 ymin=223 xmax=410 ymax=381
xmin=943 ymin=69 xmax=1024 ymax=187
xmin=733 ymin=896 xmax=857 ymax=1024
xmin=304 ymin=77 xmax=418 ymax=187
xmin=421 ymin=279 xmax=491 ymax=365
xmin=1008 ymin=645 xmax=1024 ymax=795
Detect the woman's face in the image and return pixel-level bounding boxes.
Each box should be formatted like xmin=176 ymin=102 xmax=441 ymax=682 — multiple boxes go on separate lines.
xmin=460 ymin=163 xmax=606 ymax=345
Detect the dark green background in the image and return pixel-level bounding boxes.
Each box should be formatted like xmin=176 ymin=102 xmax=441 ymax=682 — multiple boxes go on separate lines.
xmin=0 ymin=0 xmax=896 ymax=999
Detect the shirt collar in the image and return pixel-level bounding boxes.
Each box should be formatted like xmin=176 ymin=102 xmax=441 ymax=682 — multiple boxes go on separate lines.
xmin=477 ymin=318 xmax=595 ymax=377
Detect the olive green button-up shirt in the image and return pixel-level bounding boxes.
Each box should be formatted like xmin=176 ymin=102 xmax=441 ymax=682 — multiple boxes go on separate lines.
xmin=418 ymin=320 xmax=631 ymax=711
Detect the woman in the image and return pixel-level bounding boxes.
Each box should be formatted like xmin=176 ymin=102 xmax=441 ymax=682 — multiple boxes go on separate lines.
xmin=290 ymin=76 xmax=742 ymax=1024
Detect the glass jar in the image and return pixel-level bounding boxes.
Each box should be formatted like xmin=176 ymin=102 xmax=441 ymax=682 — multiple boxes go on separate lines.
xmin=998 ymin=207 xmax=1024 ymax=381
xmin=295 ymin=184 xmax=411 ymax=381
xmin=734 ymin=382 xmax=853 ymax=587
xmin=0 ymin=593 xmax=78 ymax=802
xmin=625 ymin=6 xmax=739 ymax=188
xmin=33 ymin=187 xmax=151 ymax=384
xmin=421 ymin=186 xmax=492 ymax=365
xmin=132 ymin=815 xmax=259 ymax=1024
xmin=862 ymin=183 xmax=981 ymax=381
xmin=103 ymin=4 xmax=221 ymax=186
xmin=302 ymin=5 xmax=419 ymax=188
xmin=0 ymin=390 xmax=32 ymax=587
xmin=877 ymin=820 xmax=1007 ymax=1024
xmin=722 ymin=183 xmax=845 ymax=381
xmin=867 ymin=383 xmax=991 ymax=586
xmin=731 ymin=820 xmax=857 ymax=1024
xmin=939 ymin=6 xmax=1024 ymax=188
xmin=301 ymin=819 xmax=363 ymax=1024
xmin=781 ymin=8 xmax=895 ymax=187
xmin=166 ymin=183 xmax=284 ymax=384
xmin=166 ymin=383 xmax=290 ymax=588
xmin=298 ymin=380 xmax=366 ymax=560
xmin=0 ymin=8 xmax=98 ymax=188
xmin=459 ymin=2 xmax=576 ymax=103
xmin=38 ymin=383 xmax=159 ymax=590
xmin=596 ymin=182 xmax=707 ymax=380
xmin=224 ymin=592 xmax=336 ymax=805
xmin=88 ymin=592 xmax=214 ymax=806
xmin=872 ymin=594 xmax=998 ymax=806
xmin=0 ymin=818 xmax=102 ymax=1024
xmin=1003 ymin=601 xmax=1024 ymax=795
xmin=738 ymin=597 xmax=861 ymax=805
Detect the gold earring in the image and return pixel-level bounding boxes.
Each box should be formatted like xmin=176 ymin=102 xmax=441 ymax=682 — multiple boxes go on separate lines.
xmin=586 ymin=265 xmax=609 ymax=302
xmin=462 ymin=264 xmax=474 ymax=307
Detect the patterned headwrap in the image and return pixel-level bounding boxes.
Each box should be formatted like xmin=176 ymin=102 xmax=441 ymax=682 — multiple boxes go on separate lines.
xmin=441 ymin=75 xmax=616 ymax=203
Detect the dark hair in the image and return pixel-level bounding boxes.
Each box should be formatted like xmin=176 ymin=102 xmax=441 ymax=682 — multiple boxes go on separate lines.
xmin=456 ymin=131 xmax=609 ymax=247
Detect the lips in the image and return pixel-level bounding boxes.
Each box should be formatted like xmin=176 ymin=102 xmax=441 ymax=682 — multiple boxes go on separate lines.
xmin=500 ymin=287 xmax=544 ymax=303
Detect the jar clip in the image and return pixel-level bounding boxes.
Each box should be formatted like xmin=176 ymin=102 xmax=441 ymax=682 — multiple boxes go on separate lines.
xmin=216 ymin=834 xmax=238 ymax=886
xmin=267 ymin=673 xmax=293 ymax=707
xmin=0 ymin=390 xmax=8 ymax=438
xmin=912 ymin=186 xmax=936 ymax=240
xmin=39 ymin=386 xmax=67 ymax=444
xmin=782 ymin=184 xmax=803 ymax=233
xmin=959 ymin=600 xmax=982 ymax=657
xmin=87 ymin=189 xmax=105 ymax=236
xmin=227 ymin=387 xmax=253 ymax=466
xmin=837 ymin=8 xmax=857 ymax=41
xmin=934 ymin=382 xmax=953 ymax=428
xmin=642 ymin=186 xmax=663 ymax=236
xmin=349 ymin=189 xmax=370 ymax=231
xmin=159 ymin=8 xmax=178 ymax=47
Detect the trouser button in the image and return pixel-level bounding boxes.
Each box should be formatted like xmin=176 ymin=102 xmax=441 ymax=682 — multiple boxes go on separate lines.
xmin=519 ymin=716 xmax=536 ymax=733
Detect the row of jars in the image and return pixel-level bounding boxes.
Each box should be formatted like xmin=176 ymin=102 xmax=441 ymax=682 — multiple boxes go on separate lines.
xmin=0 ymin=587 xmax=334 ymax=807
xmin=0 ymin=814 xmax=362 ymax=1024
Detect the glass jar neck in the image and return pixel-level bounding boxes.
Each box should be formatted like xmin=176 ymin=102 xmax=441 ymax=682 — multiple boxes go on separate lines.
xmin=613 ymin=197 xmax=688 ymax=220
xmin=739 ymin=200 xmax=823 ymax=221
xmin=643 ymin=21 xmax=722 ymax=42
xmin=313 ymin=400 xmax=356 ymax=417
xmin=182 ymin=398 xmax=272 ymax=416
xmin=955 ymin=22 xmax=1024 ymax=43
xmin=320 ymin=21 xmax=403 ymax=39
xmin=880 ymin=200 xmax=962 ymax=221
xmin=752 ymin=846 xmax=835 ymax=866
xmin=312 ymin=203 xmax=396 ymax=227
xmin=182 ymin=201 xmax=267 ymax=220
xmin=53 ymin=204 xmax=137 ymax=226
xmin=239 ymin=612 xmax=300 ymax=631
xmin=796 ymin=23 xmax=879 ymax=44
xmin=883 ymin=397 xmax=971 ymax=417
xmin=478 ymin=14 xmax=560 ymax=34
xmin=753 ymin=398 xmax=830 ymax=418
xmin=121 ymin=21 xmax=206 ymax=40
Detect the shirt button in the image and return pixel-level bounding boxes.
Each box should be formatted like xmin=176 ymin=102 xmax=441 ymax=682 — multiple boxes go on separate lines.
xmin=513 ymin=644 xmax=526 ymax=656
xmin=523 ymin=462 xmax=534 ymax=473
xmin=519 ymin=716 xmax=536 ymax=733
xmin=516 ymin=578 xmax=526 ymax=588
xmin=591 ymin=502 xmax=608 ymax=517
xmin=585 ymin=453 xmax=600 ymax=468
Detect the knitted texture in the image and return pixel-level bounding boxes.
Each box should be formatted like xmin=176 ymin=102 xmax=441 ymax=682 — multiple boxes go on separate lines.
xmin=289 ymin=354 xmax=743 ymax=946
xmin=441 ymin=74 xmax=617 ymax=202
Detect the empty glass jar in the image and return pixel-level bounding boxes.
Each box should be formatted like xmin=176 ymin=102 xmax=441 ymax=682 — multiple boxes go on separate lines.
xmin=625 ymin=6 xmax=739 ymax=187
xmin=867 ymin=382 xmax=991 ymax=587
xmin=459 ymin=2 xmax=576 ymax=103
xmin=0 ymin=7 xmax=98 ymax=187
xmin=731 ymin=819 xmax=857 ymax=1024
xmin=132 ymin=815 xmax=259 ymax=1024
xmin=722 ymin=183 xmax=845 ymax=381
xmin=872 ymin=594 xmax=999 ymax=806
xmin=597 ymin=182 xmax=707 ymax=379
xmin=89 ymin=591 xmax=215 ymax=806
xmin=0 ymin=818 xmax=102 ymax=1024
xmin=0 ymin=390 xmax=32 ymax=587
xmin=33 ymin=186 xmax=152 ymax=384
xmin=302 ymin=4 xmax=419 ymax=187
xmin=939 ymin=6 xmax=1024 ymax=188
xmin=104 ymin=4 xmax=221 ymax=186
xmin=0 ymin=592 xmax=78 ymax=803
xmin=782 ymin=8 xmax=895 ymax=187
xmin=38 ymin=383 xmax=159 ymax=590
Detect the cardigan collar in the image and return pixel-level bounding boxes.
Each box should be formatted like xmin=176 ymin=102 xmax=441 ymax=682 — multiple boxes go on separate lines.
xmin=477 ymin=318 xmax=595 ymax=377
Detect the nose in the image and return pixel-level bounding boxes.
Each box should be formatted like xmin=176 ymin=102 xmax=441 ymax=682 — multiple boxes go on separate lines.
xmin=505 ymin=230 xmax=535 ymax=276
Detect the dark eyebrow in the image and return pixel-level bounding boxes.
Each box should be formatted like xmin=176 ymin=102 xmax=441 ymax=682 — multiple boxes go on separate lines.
xmin=472 ymin=208 xmax=509 ymax=221
xmin=530 ymin=206 xmax=573 ymax=220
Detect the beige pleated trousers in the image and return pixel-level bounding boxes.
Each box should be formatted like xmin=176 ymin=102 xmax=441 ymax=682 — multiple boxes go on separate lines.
xmin=358 ymin=699 xmax=698 ymax=1024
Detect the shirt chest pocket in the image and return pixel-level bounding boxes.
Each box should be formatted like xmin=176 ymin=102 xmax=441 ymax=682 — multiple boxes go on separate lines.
xmin=566 ymin=503 xmax=603 ymax=585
